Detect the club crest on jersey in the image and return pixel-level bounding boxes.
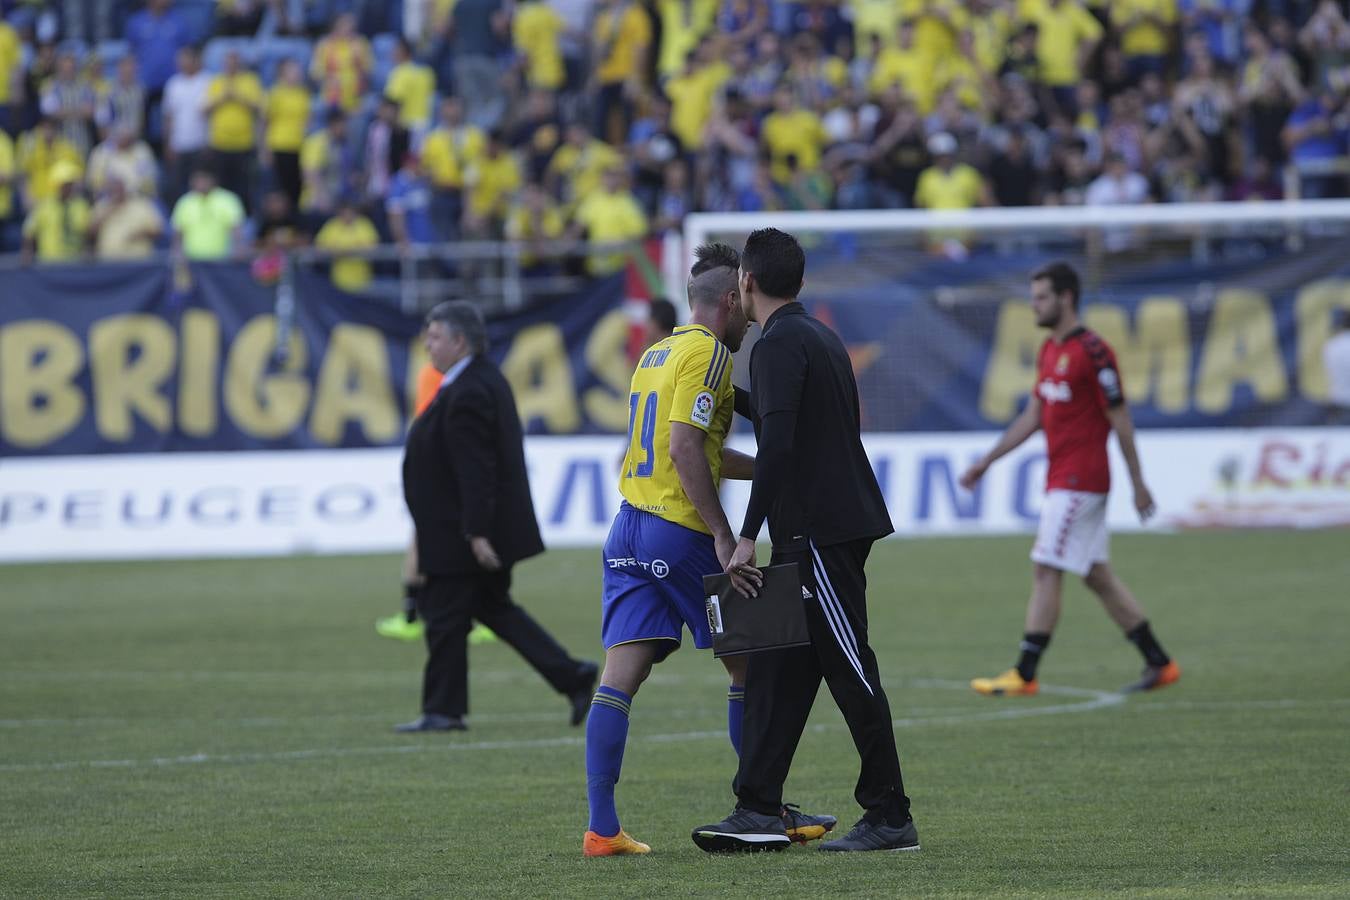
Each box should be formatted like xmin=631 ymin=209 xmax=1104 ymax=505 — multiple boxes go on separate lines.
xmin=1038 ymin=379 xmax=1072 ymax=404
xmin=1055 ymin=353 xmax=1070 ymax=375
xmin=691 ymin=391 xmax=714 ymax=427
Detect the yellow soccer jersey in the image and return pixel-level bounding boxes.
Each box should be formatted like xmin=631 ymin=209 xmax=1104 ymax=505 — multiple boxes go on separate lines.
xmin=620 ymin=324 xmax=734 ymax=535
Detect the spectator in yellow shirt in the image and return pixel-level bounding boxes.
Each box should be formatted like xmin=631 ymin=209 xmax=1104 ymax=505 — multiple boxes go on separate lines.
xmin=655 ymin=0 xmax=717 ymax=79
xmin=546 ymin=121 xmax=624 ymax=210
xmin=0 ymin=19 xmax=21 ymax=137
xmin=264 ymin=59 xmax=311 ymax=210
xmin=204 ymin=49 xmax=263 ymax=212
xmin=570 ymin=165 xmax=648 ymax=276
xmin=968 ymin=0 xmax=1014 ymax=75
xmin=869 ymin=20 xmax=933 ymax=112
xmin=913 ymin=131 xmax=991 ymax=257
xmin=89 ymin=176 xmax=165 ymax=260
xmin=512 ymin=0 xmax=567 ymax=92
xmin=464 ymin=131 xmax=523 ymax=237
xmin=0 ymin=128 xmax=14 ymax=237
xmin=1026 ymin=0 xmax=1103 ymax=115
xmin=310 ymin=13 xmax=373 ymax=115
xmin=17 ymin=117 xmax=84 ymax=210
xmin=937 ymin=31 xmax=993 ymax=113
xmin=904 ymin=0 xmax=969 ymax=69
xmin=1111 ymin=0 xmax=1176 ymax=81
xmin=422 ymin=97 xmax=488 ymax=239
xmin=760 ymin=85 xmax=830 ymax=184
xmin=914 ymin=132 xmax=990 ymax=209
xmin=300 ymin=110 xmax=353 ymax=221
xmin=591 ymin=0 xmax=652 ymax=144
xmin=315 ymin=201 xmax=380 ymax=293
xmin=505 ymin=181 xmax=566 ymax=272
xmin=384 ymin=38 xmax=436 ymax=139
xmin=22 ymin=162 xmax=90 ymax=264
xmin=87 ymin=125 xmax=159 ymax=199
xmin=665 ymin=50 xmax=732 ymax=151
xmin=849 ymin=0 xmax=902 ymax=49
xmin=171 ymin=167 xmax=245 ymax=260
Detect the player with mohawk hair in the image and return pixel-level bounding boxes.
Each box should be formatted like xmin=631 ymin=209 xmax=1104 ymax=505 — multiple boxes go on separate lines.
xmin=582 ymin=242 xmax=836 ymax=856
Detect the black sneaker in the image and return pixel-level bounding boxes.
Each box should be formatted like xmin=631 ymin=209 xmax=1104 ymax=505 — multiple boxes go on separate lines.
xmin=568 ymin=662 xmax=599 ymax=726
xmin=393 ymin=714 xmax=467 ymax=733
xmin=781 ymin=803 xmax=838 ymax=843
xmin=818 ymin=816 xmax=920 ymax=852
xmin=691 ymin=807 xmax=791 ymax=853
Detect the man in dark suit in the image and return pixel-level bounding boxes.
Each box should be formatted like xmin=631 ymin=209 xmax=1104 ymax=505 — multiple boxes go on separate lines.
xmin=397 ymin=301 xmax=598 ymax=733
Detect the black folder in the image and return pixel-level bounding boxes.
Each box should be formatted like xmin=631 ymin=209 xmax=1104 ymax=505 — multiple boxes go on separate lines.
xmin=702 ymin=563 xmax=811 ymax=658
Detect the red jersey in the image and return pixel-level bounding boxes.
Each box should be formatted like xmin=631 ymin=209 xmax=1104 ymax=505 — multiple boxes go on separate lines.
xmin=1035 ymin=327 xmax=1124 ymax=493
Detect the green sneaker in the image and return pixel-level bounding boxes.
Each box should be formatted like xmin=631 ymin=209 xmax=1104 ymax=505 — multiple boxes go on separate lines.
xmin=376 ymin=615 xmax=424 ymax=642
xmin=468 ymin=624 xmax=498 ymax=645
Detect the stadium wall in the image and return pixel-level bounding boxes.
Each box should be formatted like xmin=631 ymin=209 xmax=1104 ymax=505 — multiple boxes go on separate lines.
xmin=2 ymin=428 xmax=1346 ymax=562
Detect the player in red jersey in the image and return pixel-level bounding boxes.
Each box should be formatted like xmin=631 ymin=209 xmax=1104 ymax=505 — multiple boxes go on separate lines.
xmin=960 ymin=262 xmax=1180 ymax=696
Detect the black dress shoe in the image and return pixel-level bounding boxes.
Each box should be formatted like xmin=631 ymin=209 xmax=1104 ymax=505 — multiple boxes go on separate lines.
xmin=568 ymin=661 xmax=600 ymax=726
xmin=393 ymin=714 xmax=467 ymax=733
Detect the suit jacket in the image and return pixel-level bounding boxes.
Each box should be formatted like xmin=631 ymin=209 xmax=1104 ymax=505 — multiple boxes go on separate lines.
xmin=402 ymin=355 xmax=546 ymax=575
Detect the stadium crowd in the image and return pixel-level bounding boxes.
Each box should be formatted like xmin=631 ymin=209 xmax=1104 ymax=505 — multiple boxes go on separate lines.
xmin=2 ymin=0 xmax=1349 ymax=274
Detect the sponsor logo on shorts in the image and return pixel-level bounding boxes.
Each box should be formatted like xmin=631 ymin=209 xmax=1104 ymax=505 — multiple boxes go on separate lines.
xmin=606 ymin=557 xmax=671 ymax=579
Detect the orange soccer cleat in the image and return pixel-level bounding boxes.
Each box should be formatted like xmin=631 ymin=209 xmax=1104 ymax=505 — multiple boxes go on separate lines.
xmin=1124 ymin=660 xmax=1181 ymax=693
xmin=971 ymin=668 xmax=1039 ymax=697
xmin=583 ymin=830 xmax=651 ymax=857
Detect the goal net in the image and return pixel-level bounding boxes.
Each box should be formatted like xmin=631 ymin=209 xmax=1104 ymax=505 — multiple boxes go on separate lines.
xmin=681 ymin=202 xmax=1350 ymax=434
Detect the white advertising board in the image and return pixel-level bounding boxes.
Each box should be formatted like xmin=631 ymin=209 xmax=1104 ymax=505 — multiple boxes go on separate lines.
xmin=1 ymin=429 xmax=1347 ymax=562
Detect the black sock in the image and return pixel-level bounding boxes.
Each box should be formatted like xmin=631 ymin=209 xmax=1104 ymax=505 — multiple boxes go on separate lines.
xmin=1126 ymin=620 xmax=1170 ymax=667
xmin=402 ymin=586 xmax=419 ymax=624
xmin=1016 ymin=632 xmax=1051 ymax=682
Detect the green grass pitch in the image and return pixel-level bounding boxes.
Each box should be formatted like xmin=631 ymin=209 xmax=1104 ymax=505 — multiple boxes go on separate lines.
xmin=2 ymin=530 xmax=1347 ymax=898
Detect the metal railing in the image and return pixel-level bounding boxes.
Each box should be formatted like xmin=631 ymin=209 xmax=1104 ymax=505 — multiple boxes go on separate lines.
xmin=0 ymin=237 xmax=646 ymax=316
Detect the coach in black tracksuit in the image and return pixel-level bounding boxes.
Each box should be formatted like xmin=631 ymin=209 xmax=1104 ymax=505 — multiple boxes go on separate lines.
xmin=397 ymin=301 xmax=597 ymax=733
xmin=692 ymin=229 xmax=917 ymax=853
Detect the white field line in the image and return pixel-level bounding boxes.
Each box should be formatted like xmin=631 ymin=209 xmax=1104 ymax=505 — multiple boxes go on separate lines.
xmin=1 ymin=685 xmax=1344 ymax=775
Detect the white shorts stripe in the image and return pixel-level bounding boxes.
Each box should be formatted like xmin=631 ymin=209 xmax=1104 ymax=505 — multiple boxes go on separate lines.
xmin=1030 ymin=489 xmax=1109 ymax=577
xmin=809 ymin=541 xmax=875 ymax=696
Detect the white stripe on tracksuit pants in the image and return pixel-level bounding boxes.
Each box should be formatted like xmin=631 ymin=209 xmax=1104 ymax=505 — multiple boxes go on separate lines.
xmin=733 ymin=537 xmax=910 ymax=820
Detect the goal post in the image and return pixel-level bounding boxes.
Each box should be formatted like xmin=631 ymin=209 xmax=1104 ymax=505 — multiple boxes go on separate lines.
xmin=678 ymin=200 xmax=1350 ymax=429
xmin=681 ymin=202 xmax=1350 ymax=534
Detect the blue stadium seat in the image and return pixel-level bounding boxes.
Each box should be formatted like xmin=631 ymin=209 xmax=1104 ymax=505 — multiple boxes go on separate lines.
xmin=176 ymin=0 xmax=217 ymax=45
xmin=96 ymin=40 xmax=129 ymax=79
xmin=372 ymin=32 xmax=400 ymax=92
xmin=256 ymin=37 xmax=314 ymax=86
xmin=203 ymin=37 xmax=259 ymax=73
xmin=57 ymin=38 xmax=90 ymax=60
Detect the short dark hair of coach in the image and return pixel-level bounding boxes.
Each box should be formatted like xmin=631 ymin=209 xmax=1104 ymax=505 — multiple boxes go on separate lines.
xmin=739 ymin=227 xmax=805 ymax=302
xmin=426 ymin=299 xmax=489 ymax=356
xmin=397 ymin=300 xmax=597 ymax=732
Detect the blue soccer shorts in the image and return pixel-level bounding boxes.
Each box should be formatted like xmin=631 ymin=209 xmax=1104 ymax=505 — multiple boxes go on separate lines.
xmin=600 ymin=502 xmax=720 ymax=661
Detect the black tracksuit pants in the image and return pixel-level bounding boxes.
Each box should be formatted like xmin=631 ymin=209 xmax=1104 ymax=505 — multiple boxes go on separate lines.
xmin=418 ymin=568 xmax=585 ymax=718
xmin=734 ymin=537 xmax=911 ymax=821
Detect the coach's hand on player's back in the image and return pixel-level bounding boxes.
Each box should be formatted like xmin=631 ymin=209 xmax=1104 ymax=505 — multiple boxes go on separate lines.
xmin=469 ymin=536 xmax=503 ymax=571
xmin=722 ymin=534 xmax=763 ymax=598
xmin=958 ymin=459 xmax=989 ymax=492
xmin=1133 ymin=481 xmax=1157 ymax=524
